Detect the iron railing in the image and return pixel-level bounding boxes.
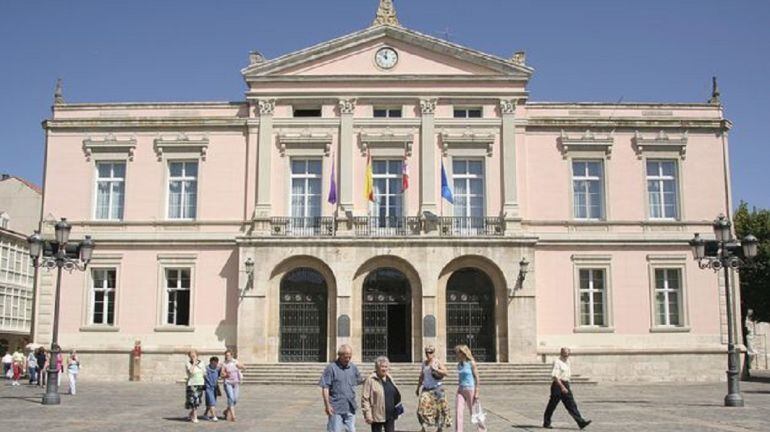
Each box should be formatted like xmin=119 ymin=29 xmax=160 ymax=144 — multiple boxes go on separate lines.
xmin=270 ymin=217 xmax=336 ymax=237
xmin=438 ymin=217 xmax=505 ymax=237
xmin=353 ymin=216 xmax=421 ymax=237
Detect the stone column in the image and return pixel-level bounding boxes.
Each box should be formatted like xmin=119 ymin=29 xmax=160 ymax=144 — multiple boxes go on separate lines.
xmin=255 ymin=99 xmax=275 ymax=218
xmin=245 ymin=117 xmax=259 ymax=220
xmin=420 ymin=98 xmax=438 ymax=214
xmin=500 ymin=99 xmax=520 ymax=225
xmin=338 ymin=99 xmax=356 ymax=216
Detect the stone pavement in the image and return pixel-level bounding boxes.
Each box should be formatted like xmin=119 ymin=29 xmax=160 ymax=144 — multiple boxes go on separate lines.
xmin=1 ymin=379 xmax=769 ymax=431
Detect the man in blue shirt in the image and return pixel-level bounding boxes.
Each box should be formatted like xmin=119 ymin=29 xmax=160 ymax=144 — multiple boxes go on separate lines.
xmin=320 ymin=344 xmax=364 ymax=432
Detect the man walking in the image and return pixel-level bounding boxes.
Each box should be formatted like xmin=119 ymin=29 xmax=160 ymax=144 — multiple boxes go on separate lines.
xmin=320 ymin=344 xmax=364 ymax=432
xmin=543 ymin=347 xmax=591 ymax=429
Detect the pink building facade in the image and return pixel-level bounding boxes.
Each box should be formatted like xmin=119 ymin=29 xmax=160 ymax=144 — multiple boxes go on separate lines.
xmin=35 ymin=4 xmax=737 ymax=381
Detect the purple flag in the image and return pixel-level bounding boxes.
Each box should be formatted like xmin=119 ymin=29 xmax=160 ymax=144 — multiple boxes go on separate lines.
xmin=328 ymin=156 xmax=338 ymax=204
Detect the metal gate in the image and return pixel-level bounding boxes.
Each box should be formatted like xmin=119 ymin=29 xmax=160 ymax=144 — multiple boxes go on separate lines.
xmin=280 ymin=268 xmax=327 ymax=362
xmin=446 ymin=269 xmax=496 ymax=362
xmin=362 ymin=268 xmax=411 ymax=363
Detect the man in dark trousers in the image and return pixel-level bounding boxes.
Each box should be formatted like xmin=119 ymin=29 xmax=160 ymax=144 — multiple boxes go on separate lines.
xmin=543 ymin=347 xmax=591 ymax=429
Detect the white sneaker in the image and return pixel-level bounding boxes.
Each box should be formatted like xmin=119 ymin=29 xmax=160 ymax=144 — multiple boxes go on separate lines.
xmin=192 ymin=417 xmax=199 ymax=423
xmin=211 ymin=416 xmax=218 ymax=422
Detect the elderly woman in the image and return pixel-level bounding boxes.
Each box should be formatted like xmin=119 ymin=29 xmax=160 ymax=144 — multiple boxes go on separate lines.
xmin=416 ymin=345 xmax=452 ymax=432
xmin=362 ymin=356 xmax=401 ymax=432
xmin=184 ymin=349 xmax=205 ymax=423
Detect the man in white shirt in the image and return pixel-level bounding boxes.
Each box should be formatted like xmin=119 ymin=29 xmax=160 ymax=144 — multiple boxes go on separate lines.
xmin=543 ymin=347 xmax=591 ymax=429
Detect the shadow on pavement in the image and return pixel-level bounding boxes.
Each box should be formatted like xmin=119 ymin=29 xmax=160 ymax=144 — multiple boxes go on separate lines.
xmin=0 ymin=395 xmax=42 ymax=404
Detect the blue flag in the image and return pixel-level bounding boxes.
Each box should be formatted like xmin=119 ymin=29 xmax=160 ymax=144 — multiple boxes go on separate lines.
xmin=328 ymin=156 xmax=338 ymax=205
xmin=441 ymin=161 xmax=453 ymax=204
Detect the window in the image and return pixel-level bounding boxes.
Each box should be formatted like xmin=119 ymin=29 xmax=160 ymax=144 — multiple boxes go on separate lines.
xmin=578 ymin=269 xmax=607 ymax=327
xmin=453 ymin=159 xmax=485 ymax=231
xmin=572 ymin=160 xmax=604 ymax=220
xmin=290 ymin=159 xmax=322 ymax=220
xmin=372 ymin=159 xmax=404 ymax=223
xmin=94 ymin=162 xmax=125 ymax=220
xmin=168 ymin=161 xmax=198 ymax=220
xmin=647 ymin=160 xmax=679 ymax=219
xmin=373 ymin=107 xmax=402 ymax=118
xmin=165 ymin=268 xmax=191 ymax=326
xmin=91 ymin=269 xmax=116 ymax=325
xmin=654 ymin=268 xmax=682 ymax=326
xmin=0 ymin=238 xmax=33 ymax=332
xmin=293 ymin=107 xmax=322 ymax=117
xmin=453 ymin=107 xmax=482 ymax=118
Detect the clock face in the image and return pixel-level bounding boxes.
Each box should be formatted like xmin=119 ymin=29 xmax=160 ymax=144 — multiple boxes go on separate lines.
xmin=375 ymin=47 xmax=398 ymax=69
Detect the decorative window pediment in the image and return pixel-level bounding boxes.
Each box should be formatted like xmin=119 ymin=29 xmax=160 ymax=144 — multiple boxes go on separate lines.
xmin=633 ymin=130 xmax=688 ymax=159
xmin=82 ymin=134 xmax=137 ymax=161
xmin=559 ymin=129 xmax=613 ymax=159
xmin=440 ymin=129 xmax=495 ymax=157
xmin=278 ymin=130 xmax=332 ymax=157
xmin=359 ymin=129 xmax=413 ymax=156
xmin=153 ymin=133 xmax=209 ymax=161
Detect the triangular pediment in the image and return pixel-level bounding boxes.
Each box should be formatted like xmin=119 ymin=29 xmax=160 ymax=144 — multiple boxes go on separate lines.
xmin=242 ymin=25 xmax=533 ymax=80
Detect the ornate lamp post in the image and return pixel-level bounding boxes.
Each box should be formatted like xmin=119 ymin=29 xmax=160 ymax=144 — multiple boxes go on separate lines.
xmin=27 ymin=218 xmax=94 ymax=405
xmin=689 ymin=214 xmax=758 ymax=407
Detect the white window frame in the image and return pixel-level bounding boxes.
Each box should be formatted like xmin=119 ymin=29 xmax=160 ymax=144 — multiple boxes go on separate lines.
xmin=90 ymin=268 xmax=117 ymax=326
xmin=571 ymin=159 xmax=606 ymax=221
xmin=155 ymin=254 xmax=196 ymax=332
xmin=646 ymin=159 xmax=680 ymax=220
xmin=572 ymin=255 xmax=613 ymax=332
xmin=166 ymin=160 xmax=198 ymax=220
xmin=165 ymin=268 xmax=192 ymax=326
xmin=289 ymin=158 xmax=323 ymax=220
xmin=371 ymin=158 xmax=404 ymax=223
xmin=0 ymin=237 xmax=34 ymax=333
xmin=647 ymin=255 xmax=689 ymax=332
xmin=93 ymin=161 xmax=126 ymax=221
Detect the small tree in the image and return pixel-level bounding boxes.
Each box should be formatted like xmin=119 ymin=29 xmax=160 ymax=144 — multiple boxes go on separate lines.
xmin=734 ymin=202 xmax=770 ymax=375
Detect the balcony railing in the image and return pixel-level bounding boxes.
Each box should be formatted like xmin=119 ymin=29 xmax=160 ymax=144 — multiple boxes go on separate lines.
xmin=353 ymin=216 xmax=421 ymax=237
xmin=438 ymin=217 xmax=505 ymax=237
xmin=270 ymin=217 xmax=335 ymax=237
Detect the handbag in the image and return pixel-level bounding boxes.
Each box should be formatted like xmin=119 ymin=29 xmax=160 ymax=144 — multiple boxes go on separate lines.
xmin=471 ymin=399 xmax=487 ymax=426
xmin=215 ymin=383 xmax=222 ymax=397
xmin=395 ymin=402 xmax=405 ymax=418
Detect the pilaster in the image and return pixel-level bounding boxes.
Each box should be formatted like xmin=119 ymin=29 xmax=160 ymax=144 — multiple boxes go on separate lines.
xmin=255 ymin=99 xmax=275 ymax=218
xmin=500 ymin=98 xmax=521 ymax=231
xmin=338 ymin=99 xmax=356 ymax=215
xmin=420 ymin=98 xmax=437 ymax=214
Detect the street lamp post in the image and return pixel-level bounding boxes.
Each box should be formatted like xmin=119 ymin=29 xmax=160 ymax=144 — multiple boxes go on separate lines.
xmin=27 ymin=218 xmax=94 ymax=405
xmin=689 ymin=214 xmax=758 ymax=407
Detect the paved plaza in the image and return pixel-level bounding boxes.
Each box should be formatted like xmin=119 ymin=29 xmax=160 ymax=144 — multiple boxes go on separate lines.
xmin=2 ymin=378 xmax=770 ymax=431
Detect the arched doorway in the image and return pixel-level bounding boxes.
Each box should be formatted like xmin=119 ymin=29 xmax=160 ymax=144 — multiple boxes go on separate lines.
xmin=446 ymin=268 xmax=496 ymax=362
xmin=362 ymin=268 xmax=412 ymax=362
xmin=279 ymin=268 xmax=328 ymax=362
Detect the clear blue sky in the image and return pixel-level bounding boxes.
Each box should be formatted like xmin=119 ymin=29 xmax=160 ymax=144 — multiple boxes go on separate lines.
xmin=1 ymin=0 xmax=768 ymax=208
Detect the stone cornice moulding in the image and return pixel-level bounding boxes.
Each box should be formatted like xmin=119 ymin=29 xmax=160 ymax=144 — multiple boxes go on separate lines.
xmin=633 ymin=130 xmax=688 ymax=159
xmin=82 ymin=133 xmax=137 ymax=161
xmin=153 ymin=133 xmax=209 ymax=161
xmin=45 ymin=118 xmax=247 ymax=130
xmin=570 ymin=254 xmax=612 ymax=263
xmin=526 ymin=118 xmax=728 ymax=131
xmin=440 ymin=129 xmax=495 ymax=156
xmin=277 ymin=130 xmax=332 ymax=157
xmin=558 ymin=129 xmax=614 ymax=159
xmin=359 ymin=129 xmax=415 ymax=156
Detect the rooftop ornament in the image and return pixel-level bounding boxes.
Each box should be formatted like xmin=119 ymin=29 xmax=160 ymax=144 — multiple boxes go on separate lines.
xmin=372 ymin=0 xmax=401 ymax=27
xmin=53 ymin=78 xmax=65 ymax=105
xmin=708 ymin=76 xmax=721 ymax=104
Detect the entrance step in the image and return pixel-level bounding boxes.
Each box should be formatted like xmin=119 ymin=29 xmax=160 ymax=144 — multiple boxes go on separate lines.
xmin=239 ymin=363 xmax=596 ymax=385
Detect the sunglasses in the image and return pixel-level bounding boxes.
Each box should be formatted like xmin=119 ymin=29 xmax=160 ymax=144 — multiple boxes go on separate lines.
xmin=425 ymin=350 xmax=435 ymax=354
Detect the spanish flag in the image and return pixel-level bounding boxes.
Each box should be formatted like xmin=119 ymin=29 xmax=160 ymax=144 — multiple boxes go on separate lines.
xmin=364 ymin=151 xmax=375 ymax=202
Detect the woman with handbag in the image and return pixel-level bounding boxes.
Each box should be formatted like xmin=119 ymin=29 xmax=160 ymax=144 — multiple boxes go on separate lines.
xmin=221 ymin=350 xmax=244 ymax=422
xmin=454 ymin=345 xmax=486 ymax=432
xmin=362 ymin=356 xmax=402 ymax=432
xmin=184 ymin=349 xmax=205 ymax=423
xmin=203 ymin=356 xmax=222 ymax=421
xmin=416 ymin=345 xmax=452 ymax=432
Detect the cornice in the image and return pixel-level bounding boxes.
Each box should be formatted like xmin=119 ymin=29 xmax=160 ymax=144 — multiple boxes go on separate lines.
xmin=633 ymin=130 xmax=688 ymax=159
xmin=82 ymin=134 xmax=137 ymax=161
xmin=277 ymin=131 xmax=333 ymax=157
xmin=246 ymin=75 xmax=530 ymax=83
xmin=53 ymin=101 xmax=244 ymax=110
xmin=153 ymin=133 xmax=209 ymax=160
xmin=43 ymin=118 xmax=247 ymax=130
xmin=525 ymin=118 xmax=729 ymax=131
xmin=558 ymin=129 xmax=614 ymax=159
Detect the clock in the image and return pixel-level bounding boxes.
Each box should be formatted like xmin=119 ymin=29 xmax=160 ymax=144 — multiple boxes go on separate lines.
xmin=375 ymin=47 xmax=398 ymax=70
